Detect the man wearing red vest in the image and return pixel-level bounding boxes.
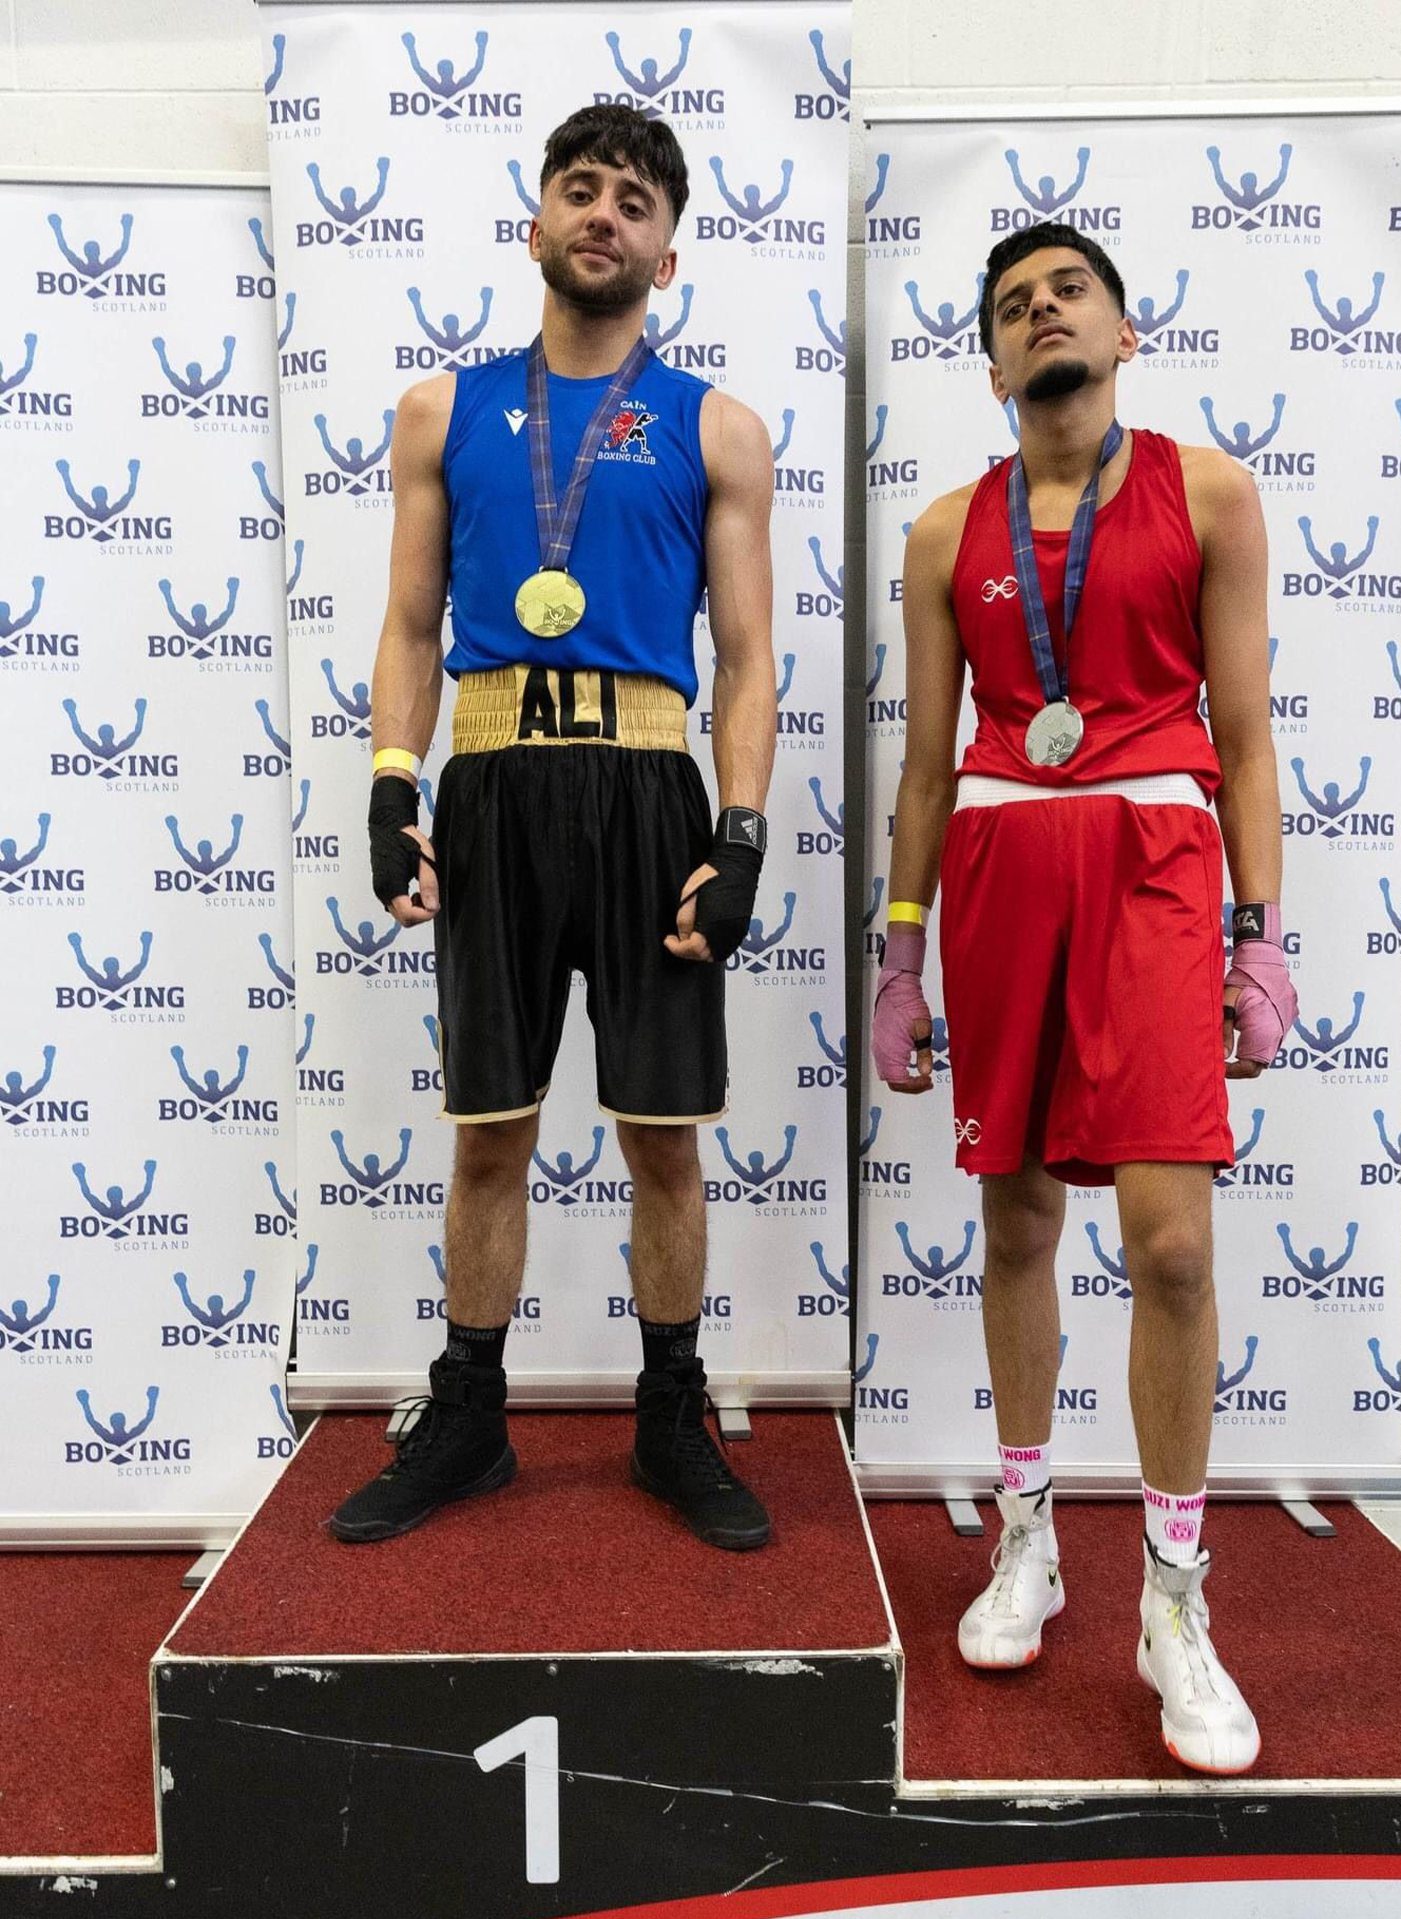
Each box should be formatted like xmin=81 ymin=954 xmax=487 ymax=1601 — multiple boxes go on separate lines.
xmin=873 ymin=225 xmax=1297 ymax=1775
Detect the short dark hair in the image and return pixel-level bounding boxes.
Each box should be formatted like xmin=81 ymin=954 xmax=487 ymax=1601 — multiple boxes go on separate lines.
xmin=540 ymin=105 xmax=689 ymax=228
xmin=979 ymin=224 xmax=1126 ymax=357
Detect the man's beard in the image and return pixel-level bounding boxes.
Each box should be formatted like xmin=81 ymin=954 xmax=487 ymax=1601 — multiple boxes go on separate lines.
xmin=1025 ymin=355 xmax=1091 ymax=403
xmin=538 ymin=235 xmax=656 ymax=312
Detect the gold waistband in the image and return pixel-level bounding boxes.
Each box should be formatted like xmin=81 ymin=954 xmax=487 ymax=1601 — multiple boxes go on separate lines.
xmin=451 ymin=665 xmax=688 ymax=754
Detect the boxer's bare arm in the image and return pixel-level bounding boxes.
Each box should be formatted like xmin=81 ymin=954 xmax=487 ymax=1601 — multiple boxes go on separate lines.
xmin=887 ymin=485 xmax=974 ymax=912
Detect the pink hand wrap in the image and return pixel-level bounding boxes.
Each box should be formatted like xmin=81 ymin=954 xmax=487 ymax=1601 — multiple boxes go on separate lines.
xmin=872 ymin=922 xmax=933 ymax=1086
xmin=1225 ymin=902 xmax=1299 ymax=1066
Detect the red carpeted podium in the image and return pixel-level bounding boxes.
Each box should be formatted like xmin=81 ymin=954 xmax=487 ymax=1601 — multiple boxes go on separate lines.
xmin=2 ymin=1416 xmax=1400 ymax=1916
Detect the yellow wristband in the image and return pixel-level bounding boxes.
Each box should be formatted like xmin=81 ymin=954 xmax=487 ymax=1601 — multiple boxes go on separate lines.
xmin=373 ymin=748 xmax=422 ymax=779
xmin=888 ymin=900 xmax=928 ymax=927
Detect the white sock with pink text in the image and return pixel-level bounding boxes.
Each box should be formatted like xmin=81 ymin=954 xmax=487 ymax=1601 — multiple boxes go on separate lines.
xmin=1142 ymin=1481 xmax=1206 ymax=1566
xmin=997 ymin=1439 xmax=1051 ymax=1499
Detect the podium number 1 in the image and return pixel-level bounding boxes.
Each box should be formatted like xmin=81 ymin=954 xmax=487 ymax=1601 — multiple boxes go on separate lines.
xmin=473 ymin=1715 xmax=561 ymax=1884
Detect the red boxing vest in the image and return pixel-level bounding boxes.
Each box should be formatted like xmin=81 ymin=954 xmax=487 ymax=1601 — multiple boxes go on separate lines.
xmin=950 ymin=428 xmax=1222 ymax=797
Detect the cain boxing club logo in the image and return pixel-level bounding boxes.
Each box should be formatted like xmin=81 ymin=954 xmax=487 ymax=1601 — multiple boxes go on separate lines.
xmin=66 ymin=1387 xmax=193 ymax=1475
xmin=1355 ymin=1338 xmax=1401 ymax=1415
xmin=594 ymin=27 xmax=724 ymax=127
xmin=1213 ymin=1107 xmax=1295 ymax=1197
xmin=421 ymin=1242 xmax=543 ymax=1333
xmin=883 ymin=1218 xmax=981 ymax=1310
xmin=263 ymin=30 xmax=321 ymax=139
xmin=725 ymin=888 xmax=826 ymax=984
xmin=315 ymin=896 xmax=434 ymax=984
xmin=157 ymin=1044 xmax=278 ymax=1133
xmin=38 ymin=212 xmax=168 ymax=308
xmin=530 ymin=1128 xmax=630 ymax=1217
xmin=890 ymin=278 xmax=984 ymax=366
xmin=796 ymin=287 xmax=845 ymax=377
xmin=864 ymin=154 xmax=921 ymax=259
xmin=1070 ymin=1220 xmax=1133 ymax=1306
xmin=610 ymin=1243 xmax=730 ymax=1328
xmin=598 ymin=397 xmax=659 ymax=465
xmin=798 ymin=535 xmax=842 ymax=621
xmin=296 ymin=1015 xmax=345 ymax=1111
xmin=798 ymin=777 xmax=843 ymax=857
xmin=990 ymin=144 xmax=1121 ymax=238
xmin=60 ymin=1160 xmax=189 ymax=1251
xmin=396 ymin=285 xmax=515 ymax=372
xmin=295 ymin=159 xmax=426 ymax=258
xmin=240 ymin=459 xmax=285 ymax=543
xmin=0 ymin=577 xmax=79 ymax=673
xmin=50 ymin=698 xmax=176 ymax=790
xmin=296 ymin=1242 xmax=351 ymax=1338
xmin=709 ymin=1124 xmax=827 ymax=1215
xmin=155 ymin=812 xmax=277 ymax=903
xmin=1262 ymin=1221 xmax=1383 ymax=1314
xmin=799 ymin=1010 xmax=845 ymax=1090
xmin=413 ymin=1013 xmax=443 ymax=1097
xmin=305 ymin=409 xmax=395 ymax=502
xmin=0 ymin=813 xmax=84 ymax=904
xmin=1199 ymin=392 xmax=1314 ymax=491
xmin=1190 ymin=142 xmax=1320 ymax=241
xmin=1275 ymin=993 xmax=1389 ymax=1085
xmin=795 ymin=28 xmax=849 ymax=121
xmin=249 ymin=931 xmax=295 ymax=1014
xmin=1 ymin=1047 xmax=89 ymax=1136
xmin=321 ymin=1127 xmax=443 ymax=1220
xmin=256 ymin=1159 xmax=296 ymax=1240
xmin=1290 ymin=270 xmax=1396 ymax=361
xmin=149 ymin=576 xmax=274 ymax=674
xmin=798 ymin=1240 xmax=849 ymax=1319
xmin=643 ymin=283 xmax=727 ymax=378
xmin=770 ymin=407 xmax=827 ymax=511
xmin=865 ymin=405 xmax=920 ymax=499
xmin=140 ymin=334 xmax=270 ymax=434
xmin=45 ymin=459 xmax=172 ymax=553
xmin=855 ymin=1334 xmax=911 ymax=1428
xmin=1213 ymin=1334 xmax=1287 ymax=1425
xmin=697 ymin=157 xmax=825 ymax=256
xmin=859 ymin=1107 xmax=913 ymax=1200
xmin=975 ymin=1333 xmax=1098 ymax=1425
xmin=0 ymin=1276 xmax=92 ymax=1366
xmin=1129 ymin=273 xmax=1221 ymax=369
xmin=163 ymin=1269 xmax=280 ymax=1355
xmin=0 ymin=331 xmax=73 ymax=430
xmin=1283 ymin=756 xmax=1393 ymax=850
xmin=390 ymin=28 xmax=523 ymax=128
xmin=58 ymin=931 xmax=186 ymax=1023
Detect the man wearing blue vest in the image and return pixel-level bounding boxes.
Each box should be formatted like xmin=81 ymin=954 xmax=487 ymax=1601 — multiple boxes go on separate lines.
xmin=330 ymin=106 xmax=777 ymax=1551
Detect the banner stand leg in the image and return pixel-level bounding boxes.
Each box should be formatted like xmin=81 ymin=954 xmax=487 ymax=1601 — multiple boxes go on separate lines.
xmin=182 ymin=1550 xmax=225 ymax=1591
xmin=717 ymin=1407 xmax=752 ymax=1442
xmin=1279 ymin=1500 xmax=1337 ymax=1538
xmin=945 ymin=1499 xmax=984 ymax=1537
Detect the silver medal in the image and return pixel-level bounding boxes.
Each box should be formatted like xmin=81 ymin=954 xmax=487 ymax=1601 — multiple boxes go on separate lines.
xmin=1025 ymin=699 xmax=1084 ymax=767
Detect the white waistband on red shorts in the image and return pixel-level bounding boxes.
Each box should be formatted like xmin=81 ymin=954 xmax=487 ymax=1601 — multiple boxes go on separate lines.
xmin=953 ymin=772 xmax=1209 ymax=810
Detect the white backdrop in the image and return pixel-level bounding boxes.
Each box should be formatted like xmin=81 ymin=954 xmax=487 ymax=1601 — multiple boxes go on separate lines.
xmin=258 ymin=0 xmax=851 ymax=1406
xmin=857 ymin=107 xmax=1401 ymax=1495
xmin=0 ymin=178 xmax=299 ymax=1544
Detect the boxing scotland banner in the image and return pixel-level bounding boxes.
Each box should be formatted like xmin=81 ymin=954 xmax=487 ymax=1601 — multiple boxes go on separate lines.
xmin=0 ymin=178 xmax=299 ymax=1544
xmin=256 ymin=0 xmax=850 ymax=1406
xmin=858 ymin=107 xmax=1401 ymax=1495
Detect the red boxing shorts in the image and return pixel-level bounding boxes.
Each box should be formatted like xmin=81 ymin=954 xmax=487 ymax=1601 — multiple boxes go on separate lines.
xmin=937 ymin=775 xmax=1234 ymax=1187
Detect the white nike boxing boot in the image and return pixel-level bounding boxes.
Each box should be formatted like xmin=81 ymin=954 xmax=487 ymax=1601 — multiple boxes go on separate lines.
xmin=957 ymin=1484 xmax=1065 ymax=1669
xmin=1137 ymin=1538 xmax=1260 ymax=1775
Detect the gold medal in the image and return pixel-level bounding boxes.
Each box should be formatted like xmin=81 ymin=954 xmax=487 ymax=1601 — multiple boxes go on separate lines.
xmin=515 ymin=568 xmax=586 ymax=639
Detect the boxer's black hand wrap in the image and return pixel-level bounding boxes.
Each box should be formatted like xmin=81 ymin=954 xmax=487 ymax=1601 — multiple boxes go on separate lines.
xmin=368 ymin=774 xmax=425 ymax=909
xmin=686 ymin=806 xmax=766 ymax=964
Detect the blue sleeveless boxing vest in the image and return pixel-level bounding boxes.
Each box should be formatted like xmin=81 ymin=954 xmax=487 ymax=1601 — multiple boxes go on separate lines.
xmin=441 ymin=347 xmax=711 ymax=705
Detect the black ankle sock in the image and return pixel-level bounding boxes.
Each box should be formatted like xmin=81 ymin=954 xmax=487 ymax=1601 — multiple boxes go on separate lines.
xmin=445 ymin=1320 xmax=508 ymax=1370
xmin=639 ymin=1315 xmax=700 ymax=1377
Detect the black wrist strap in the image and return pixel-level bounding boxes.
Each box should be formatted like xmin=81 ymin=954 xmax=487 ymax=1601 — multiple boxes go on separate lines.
xmin=715 ymin=805 xmax=766 ymax=861
xmin=1230 ymin=902 xmax=1268 ymax=943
